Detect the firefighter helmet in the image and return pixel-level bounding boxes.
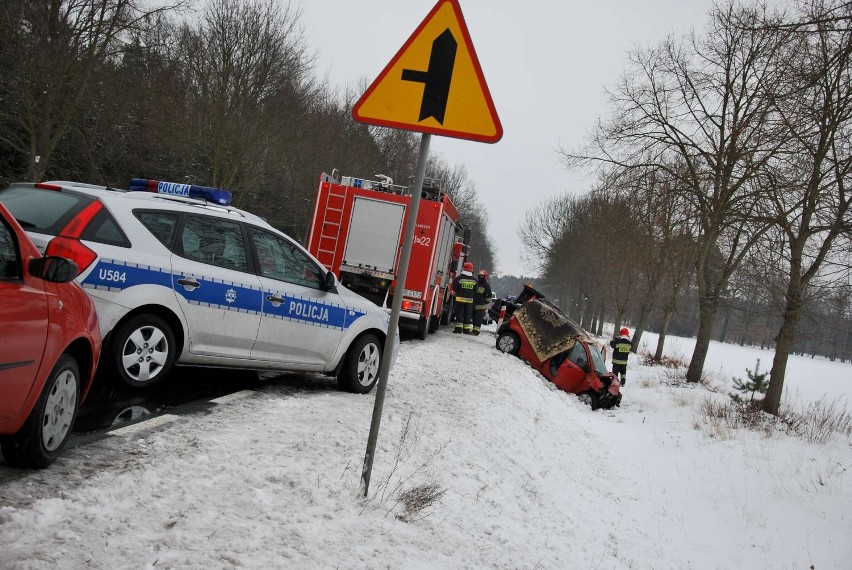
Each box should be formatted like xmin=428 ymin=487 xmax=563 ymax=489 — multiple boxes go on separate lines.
xmin=620 ymin=327 xmax=630 ymax=336
xmin=463 ymin=261 xmax=474 ymax=272
xmin=479 ymin=269 xmax=489 ymax=278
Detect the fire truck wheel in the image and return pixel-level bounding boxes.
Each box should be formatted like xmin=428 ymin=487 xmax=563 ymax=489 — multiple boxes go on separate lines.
xmin=429 ymin=315 xmax=440 ymax=334
xmin=440 ymin=298 xmax=453 ymax=325
xmin=496 ymin=331 xmax=521 ymax=355
xmin=416 ymin=316 xmax=430 ymax=340
xmin=338 ymin=334 xmax=382 ymax=394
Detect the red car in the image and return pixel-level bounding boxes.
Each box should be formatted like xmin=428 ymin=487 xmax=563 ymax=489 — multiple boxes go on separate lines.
xmin=0 ymin=203 xmax=101 ymax=468
xmin=495 ymin=299 xmax=621 ymax=410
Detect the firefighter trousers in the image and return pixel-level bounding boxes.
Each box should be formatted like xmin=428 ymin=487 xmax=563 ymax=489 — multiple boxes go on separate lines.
xmin=453 ymin=301 xmax=474 ymax=333
xmin=472 ymin=308 xmax=487 ymax=334
xmin=612 ymin=362 xmax=627 ymax=385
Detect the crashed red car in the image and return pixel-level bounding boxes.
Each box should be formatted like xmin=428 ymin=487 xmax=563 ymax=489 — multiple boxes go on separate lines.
xmin=495 ymin=299 xmax=621 ymax=410
xmin=0 ymin=203 xmax=101 ymax=468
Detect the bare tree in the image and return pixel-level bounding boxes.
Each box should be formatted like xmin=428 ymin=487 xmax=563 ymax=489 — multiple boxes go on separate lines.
xmin=177 ymin=0 xmax=312 ymax=195
xmin=0 ymin=0 xmax=184 ymax=181
xmin=760 ymin=0 xmax=852 ymax=414
xmin=563 ymin=3 xmax=788 ymax=382
xmin=425 ymin=160 xmax=497 ymax=273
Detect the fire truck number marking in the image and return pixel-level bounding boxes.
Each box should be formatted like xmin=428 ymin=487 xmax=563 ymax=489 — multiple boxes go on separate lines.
xmin=404 ymin=289 xmax=423 ymax=299
xmin=414 ymin=236 xmax=431 ymax=247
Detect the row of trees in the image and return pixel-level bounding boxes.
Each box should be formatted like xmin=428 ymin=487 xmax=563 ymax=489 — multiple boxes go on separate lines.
xmin=0 ymin=0 xmax=496 ymax=272
xmin=522 ymin=0 xmax=852 ymax=415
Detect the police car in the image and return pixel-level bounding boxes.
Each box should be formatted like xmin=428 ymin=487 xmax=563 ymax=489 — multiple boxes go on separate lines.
xmin=0 ymin=179 xmax=398 ymax=393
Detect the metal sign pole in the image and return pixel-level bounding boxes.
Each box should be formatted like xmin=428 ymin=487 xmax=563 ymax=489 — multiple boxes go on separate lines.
xmin=360 ymin=132 xmax=431 ymax=498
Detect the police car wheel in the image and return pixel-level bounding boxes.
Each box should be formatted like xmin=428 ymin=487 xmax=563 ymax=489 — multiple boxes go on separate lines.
xmin=496 ymin=331 xmax=520 ymax=355
xmin=338 ymin=334 xmax=382 ymax=394
xmin=111 ymin=314 xmax=176 ymax=388
xmin=1 ymin=354 xmax=80 ymax=468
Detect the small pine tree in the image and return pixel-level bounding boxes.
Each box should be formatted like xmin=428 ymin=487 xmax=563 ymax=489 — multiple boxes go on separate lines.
xmin=730 ymin=360 xmax=769 ymax=404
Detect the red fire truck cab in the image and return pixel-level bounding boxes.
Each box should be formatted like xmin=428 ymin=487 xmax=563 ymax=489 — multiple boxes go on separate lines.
xmin=307 ymin=172 xmax=462 ymax=339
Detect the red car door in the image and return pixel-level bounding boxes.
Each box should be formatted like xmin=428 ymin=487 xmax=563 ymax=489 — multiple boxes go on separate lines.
xmin=0 ymin=215 xmax=49 ymax=420
xmin=552 ymin=341 xmax=591 ymax=394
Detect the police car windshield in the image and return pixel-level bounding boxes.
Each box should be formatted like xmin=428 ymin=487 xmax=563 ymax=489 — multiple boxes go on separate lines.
xmin=589 ymin=344 xmax=608 ymax=376
xmin=0 ymin=186 xmax=93 ymax=235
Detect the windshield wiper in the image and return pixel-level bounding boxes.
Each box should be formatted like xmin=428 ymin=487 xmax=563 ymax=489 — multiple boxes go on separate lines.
xmin=14 ymin=218 xmax=37 ymax=228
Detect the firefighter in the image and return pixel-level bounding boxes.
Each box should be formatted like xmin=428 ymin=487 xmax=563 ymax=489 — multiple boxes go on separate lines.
xmin=610 ymin=327 xmax=633 ymax=385
xmin=471 ymin=269 xmax=492 ymax=336
xmin=452 ymin=261 xmax=477 ymax=334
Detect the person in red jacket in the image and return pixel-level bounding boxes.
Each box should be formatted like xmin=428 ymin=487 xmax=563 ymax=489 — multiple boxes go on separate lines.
xmin=610 ymin=327 xmax=633 ymax=386
xmin=452 ymin=262 xmax=477 ymax=334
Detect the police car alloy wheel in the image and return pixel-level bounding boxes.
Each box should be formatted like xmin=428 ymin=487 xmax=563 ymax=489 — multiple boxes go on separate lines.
xmin=110 ymin=314 xmax=176 ymax=388
xmin=338 ymin=334 xmax=382 ymax=394
xmin=1 ymin=355 xmax=80 ymax=469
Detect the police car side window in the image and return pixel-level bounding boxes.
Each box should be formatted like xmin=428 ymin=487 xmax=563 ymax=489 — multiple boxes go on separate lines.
xmin=82 ymin=209 xmax=131 ymax=247
xmin=136 ymin=211 xmax=180 ymax=249
xmin=249 ymin=228 xmax=322 ymax=289
xmin=180 ymin=215 xmax=248 ymax=272
xmin=0 ymin=219 xmax=20 ymax=280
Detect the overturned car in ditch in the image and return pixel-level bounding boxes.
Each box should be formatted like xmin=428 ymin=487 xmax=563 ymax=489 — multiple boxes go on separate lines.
xmin=495 ymin=298 xmax=621 ymax=410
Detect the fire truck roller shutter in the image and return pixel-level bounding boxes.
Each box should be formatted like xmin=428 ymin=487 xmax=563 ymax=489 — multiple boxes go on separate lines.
xmin=343 ymin=198 xmax=406 ymax=273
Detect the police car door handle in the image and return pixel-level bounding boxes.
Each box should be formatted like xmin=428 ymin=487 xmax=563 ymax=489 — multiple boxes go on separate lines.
xmin=266 ymin=293 xmax=284 ymax=307
xmin=177 ymin=276 xmax=200 ymax=290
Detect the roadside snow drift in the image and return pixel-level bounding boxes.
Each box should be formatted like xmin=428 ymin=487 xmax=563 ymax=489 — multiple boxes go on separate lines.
xmin=1 ymin=326 xmax=850 ymax=569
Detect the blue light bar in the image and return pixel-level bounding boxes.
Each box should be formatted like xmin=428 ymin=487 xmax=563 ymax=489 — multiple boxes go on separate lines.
xmin=129 ymin=178 xmax=232 ymax=206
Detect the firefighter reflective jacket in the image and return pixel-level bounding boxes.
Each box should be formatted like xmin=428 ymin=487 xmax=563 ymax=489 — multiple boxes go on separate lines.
xmin=610 ymin=336 xmax=633 ymax=365
xmin=473 ymin=277 xmax=492 ymax=310
xmin=453 ymin=271 xmax=477 ymax=303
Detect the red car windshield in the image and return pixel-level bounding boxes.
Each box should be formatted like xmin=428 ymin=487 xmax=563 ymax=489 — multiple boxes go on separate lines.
xmin=589 ymin=344 xmax=608 ymax=376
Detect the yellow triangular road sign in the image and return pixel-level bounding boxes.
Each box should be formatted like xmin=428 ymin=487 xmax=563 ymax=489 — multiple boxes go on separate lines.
xmin=352 ymin=0 xmax=502 ymax=143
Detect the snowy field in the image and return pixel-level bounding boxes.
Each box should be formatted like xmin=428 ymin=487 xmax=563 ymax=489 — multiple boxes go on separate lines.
xmin=0 ymin=326 xmax=850 ymax=569
xmin=635 ymin=330 xmax=852 ymax=410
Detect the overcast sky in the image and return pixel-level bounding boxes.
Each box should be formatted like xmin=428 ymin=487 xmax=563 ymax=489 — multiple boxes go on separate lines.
xmin=297 ymin=0 xmax=727 ymax=276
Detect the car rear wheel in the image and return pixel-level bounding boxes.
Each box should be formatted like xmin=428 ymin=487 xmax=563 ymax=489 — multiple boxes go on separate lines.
xmin=110 ymin=314 xmax=176 ymax=388
xmin=338 ymin=334 xmax=382 ymax=394
xmin=496 ymin=330 xmax=521 ymax=355
xmin=1 ymin=354 xmax=80 ymax=468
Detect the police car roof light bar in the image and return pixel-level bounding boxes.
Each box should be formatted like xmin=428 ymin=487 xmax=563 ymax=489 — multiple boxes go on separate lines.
xmin=129 ymin=178 xmax=232 ymax=206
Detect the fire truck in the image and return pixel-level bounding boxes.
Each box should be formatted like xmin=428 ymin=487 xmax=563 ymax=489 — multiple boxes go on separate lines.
xmin=307 ymin=171 xmax=468 ymax=339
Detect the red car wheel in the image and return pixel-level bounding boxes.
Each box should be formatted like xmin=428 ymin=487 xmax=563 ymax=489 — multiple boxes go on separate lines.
xmin=496 ymin=331 xmax=520 ymax=355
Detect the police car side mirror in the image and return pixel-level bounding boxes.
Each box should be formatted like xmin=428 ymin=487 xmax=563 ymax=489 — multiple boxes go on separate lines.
xmin=29 ymin=256 xmax=79 ymax=283
xmin=322 ymin=271 xmax=338 ymax=293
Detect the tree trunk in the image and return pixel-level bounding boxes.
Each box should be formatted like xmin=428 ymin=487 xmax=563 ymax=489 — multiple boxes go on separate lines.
xmin=762 ymin=288 xmax=803 ymax=415
xmin=719 ymin=308 xmax=730 ymax=343
xmin=590 ymin=305 xmax=599 ymax=334
xmin=686 ymin=298 xmax=719 ymax=383
xmin=654 ymin=304 xmax=674 ymax=362
xmin=581 ymin=298 xmax=594 ymax=330
xmin=632 ymin=297 xmax=652 ymax=354
xmin=559 ymin=289 xmax=570 ymax=314
xmin=595 ymin=301 xmax=605 ymax=336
